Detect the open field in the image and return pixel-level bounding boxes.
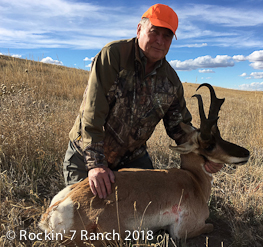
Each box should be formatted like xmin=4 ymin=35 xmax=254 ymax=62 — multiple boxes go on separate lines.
xmin=0 ymin=55 xmax=263 ymax=246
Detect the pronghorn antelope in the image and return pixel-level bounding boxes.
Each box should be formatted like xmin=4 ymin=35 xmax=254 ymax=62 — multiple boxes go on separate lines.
xmin=39 ymin=83 xmax=250 ymax=246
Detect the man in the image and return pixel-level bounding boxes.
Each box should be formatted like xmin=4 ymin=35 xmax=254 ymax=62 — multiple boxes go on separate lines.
xmin=63 ymin=4 xmax=223 ymax=199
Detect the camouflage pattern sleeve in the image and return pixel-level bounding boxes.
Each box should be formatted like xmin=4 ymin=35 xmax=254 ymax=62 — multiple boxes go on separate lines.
xmin=79 ymin=45 xmax=120 ymax=169
xmin=83 ymin=142 xmax=108 ymax=170
xmin=163 ymin=83 xmax=192 ymax=145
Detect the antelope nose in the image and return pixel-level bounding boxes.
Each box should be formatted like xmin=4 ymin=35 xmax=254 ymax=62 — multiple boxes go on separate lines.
xmin=242 ymin=148 xmax=250 ymax=157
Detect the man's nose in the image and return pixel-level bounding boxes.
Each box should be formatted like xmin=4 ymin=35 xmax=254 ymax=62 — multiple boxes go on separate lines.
xmin=156 ymin=34 xmax=164 ymax=45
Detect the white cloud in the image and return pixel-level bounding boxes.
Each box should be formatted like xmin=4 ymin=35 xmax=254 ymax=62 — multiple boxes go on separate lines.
xmin=233 ymin=51 xmax=263 ymax=74
xmin=41 ymin=57 xmax=63 ymax=65
xmin=0 ymin=52 xmax=22 ymax=58
xmin=233 ymin=55 xmax=246 ymax=61
xmin=1 ymin=1 xmax=263 ymax=50
xmin=174 ymin=3 xmax=263 ymax=49
xmin=0 ymin=0 xmax=138 ymax=50
xmin=169 ymin=55 xmax=234 ymax=71
xmin=247 ymin=50 xmax=263 ymax=69
xmin=239 ymin=82 xmax=263 ymax=91
xmin=249 ymin=61 xmax=263 ymax=70
xmin=11 ymin=54 xmax=22 ymax=58
xmin=84 ymin=57 xmax=94 ymax=70
xmin=186 ymin=43 xmax=208 ymax=48
xmin=199 ymin=69 xmax=215 ymax=73
xmin=247 ymin=50 xmax=263 ymax=61
xmin=178 ymin=4 xmax=263 ymax=28
xmin=250 ymin=72 xmax=263 ymax=79
xmin=83 ymin=57 xmax=94 ymax=61
xmin=239 ymin=72 xmax=263 ymax=79
xmin=85 ymin=64 xmax=92 ymax=69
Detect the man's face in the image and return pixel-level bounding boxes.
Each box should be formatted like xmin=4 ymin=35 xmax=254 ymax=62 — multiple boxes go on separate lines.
xmin=137 ymin=21 xmax=174 ymax=64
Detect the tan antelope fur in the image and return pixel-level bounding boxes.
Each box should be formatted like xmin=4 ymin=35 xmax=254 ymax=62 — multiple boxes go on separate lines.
xmin=39 ymin=84 xmax=250 ymax=246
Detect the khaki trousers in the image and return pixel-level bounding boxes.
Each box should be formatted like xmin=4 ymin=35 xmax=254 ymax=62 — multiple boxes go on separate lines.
xmin=63 ymin=141 xmax=153 ymax=186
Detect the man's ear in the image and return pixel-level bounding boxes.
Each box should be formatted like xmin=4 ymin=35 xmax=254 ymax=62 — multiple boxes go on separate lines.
xmin=137 ymin=23 xmax=142 ymax=39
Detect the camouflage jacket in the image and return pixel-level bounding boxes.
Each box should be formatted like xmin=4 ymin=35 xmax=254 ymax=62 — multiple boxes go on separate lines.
xmin=69 ymin=38 xmax=192 ymax=170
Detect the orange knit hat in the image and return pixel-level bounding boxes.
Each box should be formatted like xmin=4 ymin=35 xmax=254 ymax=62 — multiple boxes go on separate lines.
xmin=142 ymin=4 xmax=178 ymax=35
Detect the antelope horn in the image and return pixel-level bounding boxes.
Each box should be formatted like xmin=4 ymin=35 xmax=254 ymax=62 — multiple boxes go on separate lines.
xmin=192 ymin=94 xmax=218 ymax=140
xmin=196 ymin=83 xmax=225 ymax=119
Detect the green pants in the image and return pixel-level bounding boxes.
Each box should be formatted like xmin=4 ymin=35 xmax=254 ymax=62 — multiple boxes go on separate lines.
xmin=63 ymin=141 xmax=153 ymax=186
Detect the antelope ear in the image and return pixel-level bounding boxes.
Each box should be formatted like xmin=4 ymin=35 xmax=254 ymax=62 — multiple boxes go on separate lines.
xmin=169 ymin=142 xmax=197 ymax=154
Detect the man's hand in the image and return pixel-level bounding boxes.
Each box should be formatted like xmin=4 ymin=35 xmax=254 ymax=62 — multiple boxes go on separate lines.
xmin=204 ymin=161 xmax=224 ymax=173
xmin=88 ymin=166 xmax=115 ymax=199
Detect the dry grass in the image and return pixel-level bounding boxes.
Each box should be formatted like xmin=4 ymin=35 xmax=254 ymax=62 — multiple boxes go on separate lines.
xmin=0 ymin=55 xmax=263 ymax=246
xmin=148 ymin=83 xmax=263 ymax=246
xmin=0 ymin=55 xmax=88 ymax=246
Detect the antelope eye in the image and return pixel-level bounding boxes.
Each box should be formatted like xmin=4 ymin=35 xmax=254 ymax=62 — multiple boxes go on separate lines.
xmin=205 ymin=143 xmax=215 ymax=152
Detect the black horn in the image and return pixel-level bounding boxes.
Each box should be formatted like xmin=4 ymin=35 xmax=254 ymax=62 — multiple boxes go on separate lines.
xmin=197 ymin=83 xmax=225 ymax=120
xmin=192 ymin=84 xmax=224 ymax=141
xmin=192 ymin=94 xmax=218 ymax=140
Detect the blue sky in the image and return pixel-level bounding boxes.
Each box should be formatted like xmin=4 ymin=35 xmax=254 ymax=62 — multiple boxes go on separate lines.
xmin=1 ymin=0 xmax=263 ymax=91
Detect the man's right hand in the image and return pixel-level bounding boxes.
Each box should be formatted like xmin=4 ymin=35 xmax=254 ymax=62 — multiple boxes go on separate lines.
xmin=88 ymin=166 xmax=115 ymax=199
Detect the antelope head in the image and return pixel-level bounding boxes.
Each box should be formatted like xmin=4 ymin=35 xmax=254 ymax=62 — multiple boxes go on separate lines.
xmin=170 ymin=83 xmax=250 ymax=167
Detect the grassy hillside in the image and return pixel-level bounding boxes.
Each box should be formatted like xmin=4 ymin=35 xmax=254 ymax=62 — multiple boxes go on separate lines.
xmin=0 ymin=55 xmax=263 ymax=246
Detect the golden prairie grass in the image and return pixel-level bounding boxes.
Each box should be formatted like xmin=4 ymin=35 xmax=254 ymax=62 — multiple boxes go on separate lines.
xmin=148 ymin=83 xmax=263 ymax=246
xmin=0 ymin=55 xmax=88 ymax=246
xmin=0 ymin=55 xmax=263 ymax=246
